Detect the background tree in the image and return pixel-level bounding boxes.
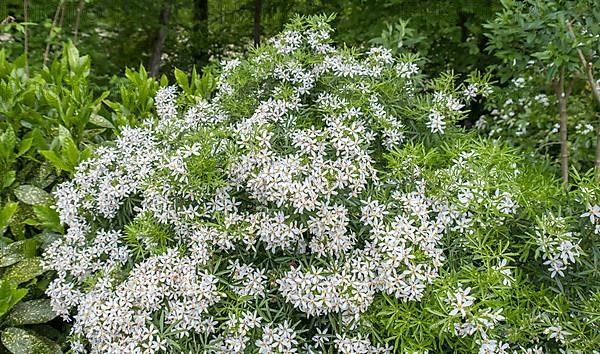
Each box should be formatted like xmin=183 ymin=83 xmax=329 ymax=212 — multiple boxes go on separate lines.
xmin=484 ymin=0 xmax=599 ymax=189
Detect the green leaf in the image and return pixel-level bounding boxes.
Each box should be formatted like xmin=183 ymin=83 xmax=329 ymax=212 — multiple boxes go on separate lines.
xmin=65 ymin=42 xmax=90 ymax=78
xmin=13 ymin=185 xmax=53 ymax=206
xmin=0 ymin=125 xmax=17 ymax=161
xmin=62 ymin=137 xmax=80 ymax=168
xmin=0 ymin=253 xmax=24 ymax=268
xmin=16 ymin=137 xmax=33 ymax=157
xmin=39 ymin=150 xmax=69 ymax=174
xmin=2 ymin=258 xmax=45 ymax=285
xmin=8 ymin=205 xmax=36 ymax=240
xmin=1 ymin=328 xmax=62 ymax=354
xmin=33 ymin=232 xmax=61 ymax=250
xmin=89 ymin=114 xmax=114 ymax=129
xmin=4 ymin=299 xmax=58 ymax=325
xmin=57 ymin=125 xmax=72 ymax=142
xmin=0 ymin=240 xmax=26 ymax=259
xmin=0 ymin=202 xmax=18 ymax=235
xmin=32 ymin=163 xmax=56 ymax=190
xmin=0 ymin=238 xmax=37 ymax=267
xmin=42 ymin=90 xmax=61 ymax=111
xmin=2 ymin=170 xmax=16 ymax=189
xmin=174 ymin=68 xmax=189 ymax=93
xmin=160 ymin=74 xmax=169 ymax=87
xmin=32 ymin=206 xmax=63 ymax=233
xmin=0 ymin=280 xmax=28 ymax=317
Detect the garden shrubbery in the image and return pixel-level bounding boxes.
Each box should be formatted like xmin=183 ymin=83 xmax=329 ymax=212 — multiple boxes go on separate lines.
xmin=28 ymin=16 xmax=600 ymax=354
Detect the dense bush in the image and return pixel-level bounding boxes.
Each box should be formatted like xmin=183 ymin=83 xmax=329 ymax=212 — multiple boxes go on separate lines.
xmin=39 ymin=17 xmax=600 ymax=354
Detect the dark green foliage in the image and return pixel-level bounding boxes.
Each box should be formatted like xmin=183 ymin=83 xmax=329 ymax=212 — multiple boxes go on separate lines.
xmin=481 ymin=0 xmax=600 ymax=173
xmin=2 ymin=0 xmax=501 ymax=81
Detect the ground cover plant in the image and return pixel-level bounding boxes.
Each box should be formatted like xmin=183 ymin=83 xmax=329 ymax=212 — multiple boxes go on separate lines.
xmin=39 ymin=16 xmax=600 ymax=354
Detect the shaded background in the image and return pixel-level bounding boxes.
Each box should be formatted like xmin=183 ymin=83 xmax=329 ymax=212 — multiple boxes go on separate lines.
xmin=1 ymin=0 xmax=501 ymax=85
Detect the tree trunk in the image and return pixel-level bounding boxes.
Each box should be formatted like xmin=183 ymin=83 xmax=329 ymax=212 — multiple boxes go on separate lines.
xmin=43 ymin=1 xmax=64 ymax=66
xmin=253 ymin=0 xmax=262 ymax=46
xmin=596 ymin=125 xmax=600 ymax=176
xmin=73 ymin=0 xmax=85 ymax=44
xmin=555 ymin=71 xmax=570 ymax=190
xmin=559 ymin=94 xmax=569 ymax=189
xmin=191 ymin=0 xmax=209 ymax=69
xmin=23 ymin=0 xmax=29 ymax=77
xmin=149 ymin=5 xmax=171 ymax=78
xmin=58 ymin=2 xmax=66 ymax=28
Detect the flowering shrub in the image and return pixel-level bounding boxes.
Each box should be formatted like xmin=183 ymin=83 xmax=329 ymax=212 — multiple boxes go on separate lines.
xmin=42 ymin=16 xmax=600 ymax=354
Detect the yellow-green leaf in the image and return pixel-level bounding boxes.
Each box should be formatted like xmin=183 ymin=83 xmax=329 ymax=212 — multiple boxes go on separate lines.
xmin=13 ymin=185 xmax=53 ymax=206
xmin=2 ymin=258 xmax=45 ymax=285
xmin=5 ymin=299 xmax=58 ymax=325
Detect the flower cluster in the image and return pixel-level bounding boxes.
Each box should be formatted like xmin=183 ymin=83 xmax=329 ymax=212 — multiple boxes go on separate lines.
xmin=228 ymin=260 xmax=267 ymax=298
xmin=534 ymin=213 xmax=582 ymax=278
xmin=68 ymin=249 xmax=222 ymax=353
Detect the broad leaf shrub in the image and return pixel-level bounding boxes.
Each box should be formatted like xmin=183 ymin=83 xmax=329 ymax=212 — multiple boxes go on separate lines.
xmin=0 ymin=43 xmax=173 ymax=353
xmin=0 ymin=43 xmax=114 ymax=353
xmin=42 ymin=17 xmax=600 ymax=354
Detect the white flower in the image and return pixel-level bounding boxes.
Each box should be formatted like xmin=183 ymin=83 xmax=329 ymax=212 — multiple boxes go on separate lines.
xmin=535 ymin=213 xmax=581 ymax=277
xmin=426 ymin=109 xmax=446 ymax=134
xmin=581 ymin=204 xmax=600 ymax=224
xmin=43 ymin=18 xmax=490 ymax=353
xmin=544 ymin=324 xmax=570 ymax=344
xmin=492 ymin=259 xmax=514 ymax=286
xmin=463 ymin=84 xmax=478 ymax=99
xmin=396 ymin=61 xmax=419 ymax=78
xmin=228 ymin=260 xmax=267 ymax=298
xmin=448 ymin=286 xmax=476 ymax=317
